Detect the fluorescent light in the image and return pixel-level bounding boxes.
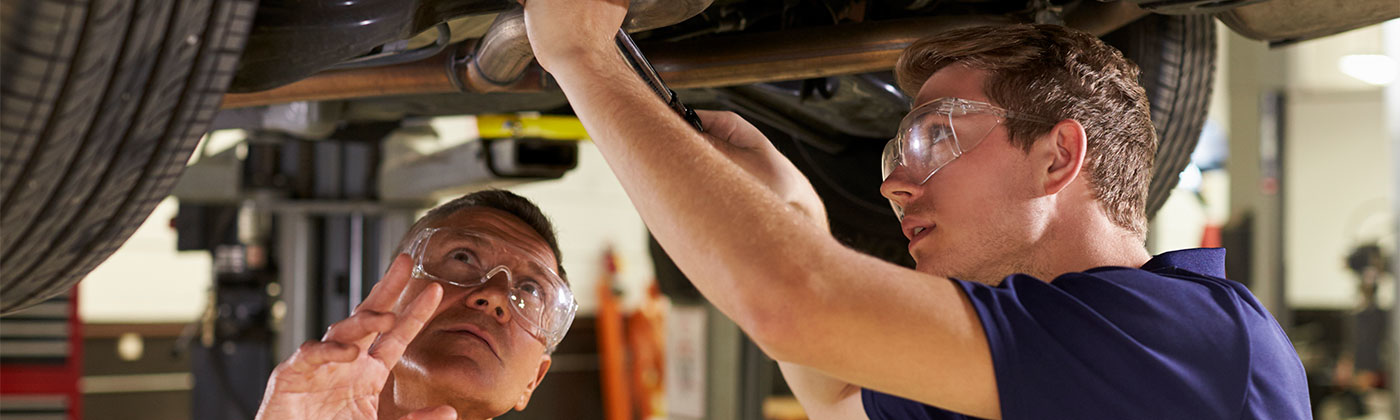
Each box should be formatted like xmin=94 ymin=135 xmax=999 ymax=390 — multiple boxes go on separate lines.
xmin=1338 ymin=54 xmax=1398 ymax=86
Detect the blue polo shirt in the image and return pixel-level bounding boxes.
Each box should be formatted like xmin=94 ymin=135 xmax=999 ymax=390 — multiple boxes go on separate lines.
xmin=862 ymin=248 xmax=1310 ymax=419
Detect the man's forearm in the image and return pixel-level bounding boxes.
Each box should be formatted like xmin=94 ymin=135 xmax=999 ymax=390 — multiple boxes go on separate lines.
xmin=779 ymin=362 xmax=868 ymax=420
xmin=546 ymin=51 xmax=839 ymax=337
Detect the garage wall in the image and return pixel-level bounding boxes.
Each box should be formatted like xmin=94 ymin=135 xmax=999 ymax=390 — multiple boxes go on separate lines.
xmin=78 ymin=138 xmax=653 ymax=323
xmin=1280 ymin=23 xmax=1397 ymax=310
xmin=78 ymin=198 xmax=212 ymax=323
xmin=1284 ymin=89 xmax=1394 ymax=309
xmin=506 ymin=141 xmax=655 ymax=315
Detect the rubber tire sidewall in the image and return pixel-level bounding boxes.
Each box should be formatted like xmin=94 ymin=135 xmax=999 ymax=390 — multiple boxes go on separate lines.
xmin=0 ymin=0 xmax=259 ymax=313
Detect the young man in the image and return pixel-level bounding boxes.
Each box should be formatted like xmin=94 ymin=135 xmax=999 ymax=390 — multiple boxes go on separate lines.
xmin=519 ymin=1 xmax=1309 ymax=419
xmin=254 ymin=190 xmax=577 ymax=420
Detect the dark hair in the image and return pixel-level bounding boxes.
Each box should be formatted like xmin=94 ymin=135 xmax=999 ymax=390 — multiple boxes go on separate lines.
xmin=896 ymin=24 xmax=1157 ymax=237
xmin=398 ymin=189 xmax=566 ymax=282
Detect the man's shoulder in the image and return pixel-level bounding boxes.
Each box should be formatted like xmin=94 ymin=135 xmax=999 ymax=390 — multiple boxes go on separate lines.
xmin=955 ymin=247 xmax=1274 ymax=388
xmin=945 ymin=249 xmax=1308 ymax=419
xmin=1068 ymin=247 xmax=1234 ymax=289
xmin=965 ymin=265 xmax=1257 ymax=356
xmin=958 ymin=248 xmax=1245 ymax=317
xmin=964 ymin=248 xmax=1242 ymax=311
xmin=1071 ymin=248 xmax=1271 ymax=329
xmin=978 ymin=247 xmax=1267 ymax=341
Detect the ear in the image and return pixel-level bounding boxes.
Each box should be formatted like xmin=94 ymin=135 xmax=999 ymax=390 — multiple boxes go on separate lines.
xmin=1036 ymin=119 xmax=1087 ymax=196
xmin=513 ymin=354 xmax=553 ymax=411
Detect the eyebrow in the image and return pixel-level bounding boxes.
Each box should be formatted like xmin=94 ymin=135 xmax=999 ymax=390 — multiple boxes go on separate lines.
xmin=434 ymin=234 xmax=491 ymax=249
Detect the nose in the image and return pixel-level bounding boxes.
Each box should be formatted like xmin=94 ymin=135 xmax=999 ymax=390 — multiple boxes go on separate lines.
xmin=880 ymin=165 xmax=925 ymax=209
xmin=464 ymin=271 xmax=512 ymax=324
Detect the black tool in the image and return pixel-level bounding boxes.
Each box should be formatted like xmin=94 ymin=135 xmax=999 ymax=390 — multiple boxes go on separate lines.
xmin=614 ymin=29 xmax=704 ymax=132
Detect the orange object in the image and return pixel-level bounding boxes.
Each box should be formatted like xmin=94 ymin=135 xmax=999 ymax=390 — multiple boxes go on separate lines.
xmin=597 ymin=248 xmax=633 ymax=420
xmin=626 ymin=283 xmax=668 ymax=418
xmin=1200 ymin=224 xmax=1223 ymax=248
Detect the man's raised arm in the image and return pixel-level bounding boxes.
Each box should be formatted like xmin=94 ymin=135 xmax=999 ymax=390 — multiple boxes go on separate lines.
xmin=518 ymin=1 xmax=1000 ymax=417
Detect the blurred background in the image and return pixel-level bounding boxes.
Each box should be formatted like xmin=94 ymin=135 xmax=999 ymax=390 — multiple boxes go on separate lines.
xmin=2 ymin=14 xmax=1397 ymax=420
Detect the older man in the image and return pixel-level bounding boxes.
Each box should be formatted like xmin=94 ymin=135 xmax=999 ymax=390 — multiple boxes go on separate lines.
xmin=254 ymin=190 xmax=576 ymax=420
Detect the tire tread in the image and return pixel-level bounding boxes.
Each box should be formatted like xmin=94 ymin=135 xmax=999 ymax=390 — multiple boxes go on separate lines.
xmin=0 ymin=0 xmax=256 ymax=313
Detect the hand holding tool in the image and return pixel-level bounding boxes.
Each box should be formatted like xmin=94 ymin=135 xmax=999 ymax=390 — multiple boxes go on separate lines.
xmin=614 ymin=29 xmax=704 ymax=131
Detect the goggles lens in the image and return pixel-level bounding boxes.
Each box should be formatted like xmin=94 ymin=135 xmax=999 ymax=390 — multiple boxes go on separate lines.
xmin=881 ymin=98 xmax=1011 ymax=186
xmin=881 ymin=98 xmax=1054 ymax=220
xmin=409 ymin=228 xmax=577 ymax=350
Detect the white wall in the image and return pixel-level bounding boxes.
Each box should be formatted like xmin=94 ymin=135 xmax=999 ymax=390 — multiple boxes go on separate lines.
xmin=505 ymin=142 xmax=654 ymax=315
xmin=1287 ymin=25 xmax=1391 ymax=92
xmin=1284 ymin=89 xmax=1395 ymax=309
xmin=79 ymin=197 xmax=213 ymax=322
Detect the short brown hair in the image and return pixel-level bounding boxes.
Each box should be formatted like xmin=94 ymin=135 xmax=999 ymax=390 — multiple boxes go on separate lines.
xmin=896 ymin=24 xmax=1156 ymax=236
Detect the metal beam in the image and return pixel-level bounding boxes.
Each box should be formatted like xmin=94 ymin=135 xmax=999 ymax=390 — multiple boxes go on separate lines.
xmin=275 ymin=213 xmax=312 ymax=362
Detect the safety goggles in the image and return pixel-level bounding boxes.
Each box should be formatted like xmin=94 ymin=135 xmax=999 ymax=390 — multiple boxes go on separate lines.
xmin=881 ymin=97 xmax=1056 ymax=186
xmin=407 ymin=227 xmax=577 ymax=351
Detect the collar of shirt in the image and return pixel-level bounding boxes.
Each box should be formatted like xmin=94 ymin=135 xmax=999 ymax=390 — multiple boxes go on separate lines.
xmin=1140 ymin=247 xmax=1227 ymax=278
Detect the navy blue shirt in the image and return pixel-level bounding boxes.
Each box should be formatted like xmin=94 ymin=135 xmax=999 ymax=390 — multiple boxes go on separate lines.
xmin=862 ymin=248 xmax=1310 ymax=420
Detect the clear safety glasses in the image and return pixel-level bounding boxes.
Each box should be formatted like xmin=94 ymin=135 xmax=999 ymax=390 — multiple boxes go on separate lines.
xmin=881 ymin=97 xmax=1056 ymax=186
xmin=407 ymin=228 xmax=577 ymax=351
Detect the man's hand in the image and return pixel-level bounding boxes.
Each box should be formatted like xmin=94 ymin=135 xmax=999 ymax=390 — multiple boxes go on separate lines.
xmin=255 ymin=255 xmax=454 ymax=420
xmin=517 ymin=0 xmax=628 ymax=73
xmin=697 ymin=110 xmax=829 ymax=229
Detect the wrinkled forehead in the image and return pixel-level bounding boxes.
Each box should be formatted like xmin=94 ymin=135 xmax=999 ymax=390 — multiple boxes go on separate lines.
xmin=428 ymin=207 xmax=558 ymax=267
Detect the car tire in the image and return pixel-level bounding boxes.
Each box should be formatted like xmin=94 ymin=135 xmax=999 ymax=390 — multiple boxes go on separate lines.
xmin=1103 ymin=13 xmax=1216 ymax=218
xmin=0 ymin=0 xmax=258 ymax=313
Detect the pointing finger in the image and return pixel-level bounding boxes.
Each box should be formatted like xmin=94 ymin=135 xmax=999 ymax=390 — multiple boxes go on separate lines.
xmin=370 ymin=282 xmax=443 ymax=367
xmin=286 ymin=340 xmax=358 ymax=373
xmin=357 ymin=253 xmax=415 ymax=314
xmin=322 ymin=310 xmax=395 ymax=344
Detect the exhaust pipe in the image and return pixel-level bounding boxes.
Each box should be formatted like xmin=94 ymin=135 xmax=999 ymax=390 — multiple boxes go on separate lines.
xmin=221 ymin=14 xmax=1013 ymax=109
xmin=461 ymin=8 xmax=536 ymax=91
xmin=462 ymin=0 xmax=715 ymax=92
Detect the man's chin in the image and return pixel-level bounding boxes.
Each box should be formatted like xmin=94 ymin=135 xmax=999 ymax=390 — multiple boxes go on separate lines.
xmin=428 ymin=355 xmax=502 ymax=383
xmin=399 ymin=347 xmax=505 ymax=391
xmin=393 ymin=358 xmax=508 ymax=416
xmin=912 ymin=257 xmax=959 ymax=279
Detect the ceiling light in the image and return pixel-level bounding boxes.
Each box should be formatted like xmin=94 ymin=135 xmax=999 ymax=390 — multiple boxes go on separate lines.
xmin=1338 ymin=54 xmax=1398 ymax=86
